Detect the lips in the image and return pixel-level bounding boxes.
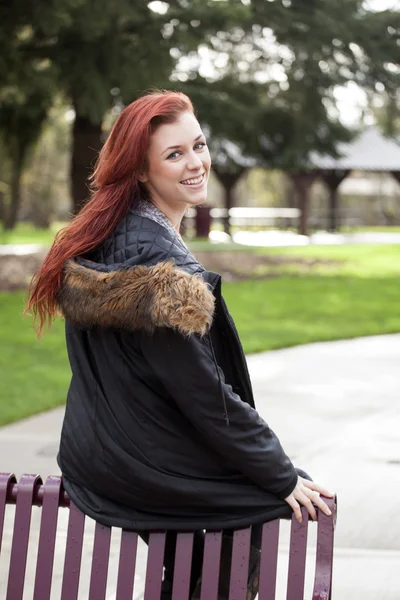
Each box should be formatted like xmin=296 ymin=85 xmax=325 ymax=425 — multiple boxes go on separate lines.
xmin=180 ymin=173 xmax=205 ymax=186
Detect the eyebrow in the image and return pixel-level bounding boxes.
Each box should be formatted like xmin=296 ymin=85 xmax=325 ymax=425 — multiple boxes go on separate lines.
xmin=162 ymin=134 xmax=204 ymax=155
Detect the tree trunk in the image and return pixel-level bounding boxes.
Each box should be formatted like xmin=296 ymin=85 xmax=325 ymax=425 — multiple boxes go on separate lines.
xmin=0 ymin=191 xmax=4 ymax=224
xmin=212 ymin=167 xmax=246 ymax=236
xmin=328 ymin=187 xmax=338 ymax=232
xmin=71 ymin=113 xmax=103 ymax=214
xmin=289 ymin=171 xmax=317 ymax=236
xmin=3 ymin=161 xmax=22 ymax=230
xmin=222 ymin=184 xmax=235 ymax=235
xmin=321 ymin=170 xmax=350 ymax=232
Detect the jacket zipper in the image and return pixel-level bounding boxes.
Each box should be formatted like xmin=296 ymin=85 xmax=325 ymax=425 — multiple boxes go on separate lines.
xmin=207 ymin=333 xmax=230 ymax=426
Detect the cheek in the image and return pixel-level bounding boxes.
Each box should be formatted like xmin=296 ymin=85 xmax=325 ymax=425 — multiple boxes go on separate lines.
xmin=148 ymin=163 xmax=178 ymax=186
xmin=156 ymin=163 xmax=181 ymax=183
xmin=203 ymin=149 xmax=212 ymax=170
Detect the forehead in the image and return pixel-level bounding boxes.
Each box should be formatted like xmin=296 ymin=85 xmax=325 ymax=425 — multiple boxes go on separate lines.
xmin=149 ymin=112 xmax=202 ymax=152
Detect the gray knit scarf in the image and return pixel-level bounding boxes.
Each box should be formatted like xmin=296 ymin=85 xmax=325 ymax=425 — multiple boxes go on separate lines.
xmin=131 ymin=197 xmax=188 ymax=250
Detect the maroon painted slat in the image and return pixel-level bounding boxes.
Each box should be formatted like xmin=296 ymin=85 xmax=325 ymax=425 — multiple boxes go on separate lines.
xmin=116 ymin=530 xmax=138 ymax=600
xmin=6 ymin=482 xmax=70 ymax=507
xmin=60 ymin=501 xmax=85 ymax=600
xmin=6 ymin=474 xmax=42 ymax=600
xmin=286 ymin=508 xmax=308 ymax=600
xmin=0 ymin=473 xmax=16 ymax=553
xmin=312 ymin=497 xmax=337 ymax=600
xmin=33 ymin=476 xmax=62 ymax=600
xmin=88 ymin=521 xmax=112 ymax=600
xmin=172 ymin=532 xmax=195 ymax=600
xmin=228 ymin=527 xmax=252 ymax=600
xmin=258 ymin=519 xmax=280 ymax=600
xmin=199 ymin=531 xmax=223 ymax=600
xmin=143 ymin=532 xmax=166 ymax=600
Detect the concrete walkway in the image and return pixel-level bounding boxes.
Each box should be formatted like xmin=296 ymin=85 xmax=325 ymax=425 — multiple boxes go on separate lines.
xmin=211 ymin=229 xmax=400 ymax=247
xmin=1 ymin=334 xmax=399 ymax=598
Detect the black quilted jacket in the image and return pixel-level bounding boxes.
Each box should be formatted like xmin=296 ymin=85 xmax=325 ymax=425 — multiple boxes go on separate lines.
xmin=56 ymin=211 xmax=300 ymax=530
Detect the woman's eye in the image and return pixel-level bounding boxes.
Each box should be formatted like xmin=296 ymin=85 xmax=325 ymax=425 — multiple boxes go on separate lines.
xmin=167 ymin=142 xmax=206 ymax=160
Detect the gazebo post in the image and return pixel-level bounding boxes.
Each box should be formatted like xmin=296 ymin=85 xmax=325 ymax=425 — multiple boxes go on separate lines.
xmin=212 ymin=167 xmax=246 ymax=237
xmin=289 ymin=171 xmax=318 ymax=236
xmin=391 ymin=171 xmax=400 ymax=186
xmin=321 ymin=170 xmax=350 ymax=232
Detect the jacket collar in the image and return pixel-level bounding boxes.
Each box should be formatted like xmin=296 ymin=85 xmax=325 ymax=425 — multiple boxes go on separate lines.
xmin=57 ymin=257 xmax=218 ymax=336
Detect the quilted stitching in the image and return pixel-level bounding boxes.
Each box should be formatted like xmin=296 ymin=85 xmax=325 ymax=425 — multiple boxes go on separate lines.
xmin=90 ymin=212 xmax=203 ymax=274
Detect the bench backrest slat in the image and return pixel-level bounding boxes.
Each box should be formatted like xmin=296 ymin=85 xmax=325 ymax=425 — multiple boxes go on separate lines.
xmin=7 ymin=474 xmax=42 ymax=600
xmin=89 ymin=521 xmax=112 ymax=600
xmin=143 ymin=531 xmax=166 ymax=600
xmin=0 ymin=474 xmax=337 ymax=600
xmin=286 ymin=507 xmax=309 ymax=600
xmin=312 ymin=509 xmax=335 ymax=600
xmin=172 ymin=532 xmax=195 ymax=600
xmin=229 ymin=527 xmax=252 ymax=600
xmin=259 ymin=518 xmax=280 ymax=600
xmin=60 ymin=501 xmax=85 ymax=600
xmin=33 ymin=476 xmax=62 ymax=600
xmin=116 ymin=530 xmax=138 ymax=600
xmin=0 ymin=473 xmax=16 ymax=553
xmin=199 ymin=530 xmax=223 ymax=600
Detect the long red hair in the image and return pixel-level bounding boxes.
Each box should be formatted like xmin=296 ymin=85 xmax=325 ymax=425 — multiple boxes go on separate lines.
xmin=26 ymin=89 xmax=194 ymax=336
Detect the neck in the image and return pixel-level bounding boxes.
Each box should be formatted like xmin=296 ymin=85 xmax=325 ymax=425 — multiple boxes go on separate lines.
xmin=149 ymin=197 xmax=186 ymax=233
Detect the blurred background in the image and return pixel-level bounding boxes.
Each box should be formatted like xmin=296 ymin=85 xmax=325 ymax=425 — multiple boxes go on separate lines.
xmin=0 ymin=1 xmax=400 ymax=597
xmin=2 ymin=0 xmax=400 ymax=417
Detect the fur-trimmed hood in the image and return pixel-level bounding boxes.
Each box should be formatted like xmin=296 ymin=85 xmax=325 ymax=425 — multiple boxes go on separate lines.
xmin=57 ymin=258 xmax=216 ymax=336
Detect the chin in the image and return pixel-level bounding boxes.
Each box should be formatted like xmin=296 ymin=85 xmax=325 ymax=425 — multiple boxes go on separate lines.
xmin=188 ymin=188 xmax=208 ymax=202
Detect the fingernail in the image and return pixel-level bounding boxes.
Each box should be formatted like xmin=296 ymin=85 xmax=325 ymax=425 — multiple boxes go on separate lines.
xmin=327 ymin=509 xmax=332 ymax=516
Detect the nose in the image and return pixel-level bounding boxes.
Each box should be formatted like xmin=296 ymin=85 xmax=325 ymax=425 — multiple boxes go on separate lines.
xmin=187 ymin=151 xmax=203 ymax=171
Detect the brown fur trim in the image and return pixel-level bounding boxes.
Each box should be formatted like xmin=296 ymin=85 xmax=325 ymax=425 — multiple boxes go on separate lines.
xmin=57 ymin=260 xmax=215 ymax=336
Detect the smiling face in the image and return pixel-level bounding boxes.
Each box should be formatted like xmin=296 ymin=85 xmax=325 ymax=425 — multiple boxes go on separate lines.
xmin=139 ymin=111 xmax=211 ymax=223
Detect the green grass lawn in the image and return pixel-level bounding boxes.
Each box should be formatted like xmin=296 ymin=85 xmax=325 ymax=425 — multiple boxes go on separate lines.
xmin=0 ymin=293 xmax=69 ymax=425
xmin=226 ymin=244 xmax=400 ymax=352
xmin=1 ymin=243 xmax=400 ymax=426
xmin=0 ymin=222 xmax=65 ymax=245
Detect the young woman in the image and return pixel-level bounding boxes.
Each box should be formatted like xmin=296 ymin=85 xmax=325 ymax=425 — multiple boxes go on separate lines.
xmin=27 ymin=90 xmax=333 ymax=600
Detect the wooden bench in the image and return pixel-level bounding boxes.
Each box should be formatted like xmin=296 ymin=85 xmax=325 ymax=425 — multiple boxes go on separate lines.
xmin=0 ymin=473 xmax=337 ymax=600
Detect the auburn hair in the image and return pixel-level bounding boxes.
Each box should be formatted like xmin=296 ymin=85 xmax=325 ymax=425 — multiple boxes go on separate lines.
xmin=26 ymin=89 xmax=194 ymax=336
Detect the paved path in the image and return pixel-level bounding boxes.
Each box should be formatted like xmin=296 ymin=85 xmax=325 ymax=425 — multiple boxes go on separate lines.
xmin=1 ymin=334 xmax=399 ymax=598
xmin=212 ymin=229 xmax=400 ymax=247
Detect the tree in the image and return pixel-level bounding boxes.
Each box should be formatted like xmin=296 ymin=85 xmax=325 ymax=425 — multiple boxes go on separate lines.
xmin=0 ymin=0 xmax=59 ymax=228
xmin=183 ymin=0 xmax=400 ymax=234
xmin=2 ymin=0 xmax=399 ymax=230
xmin=12 ymin=0 xmax=250 ymax=213
xmin=0 ymin=83 xmax=51 ymax=229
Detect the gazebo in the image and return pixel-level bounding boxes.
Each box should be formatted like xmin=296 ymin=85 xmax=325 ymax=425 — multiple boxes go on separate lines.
xmin=290 ymin=127 xmax=400 ymax=235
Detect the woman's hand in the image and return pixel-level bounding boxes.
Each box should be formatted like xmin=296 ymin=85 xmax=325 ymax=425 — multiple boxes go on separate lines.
xmin=284 ymin=476 xmax=334 ymax=523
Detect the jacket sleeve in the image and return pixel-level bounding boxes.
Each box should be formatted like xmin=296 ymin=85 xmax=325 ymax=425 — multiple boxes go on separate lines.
xmin=140 ymin=327 xmax=298 ymax=500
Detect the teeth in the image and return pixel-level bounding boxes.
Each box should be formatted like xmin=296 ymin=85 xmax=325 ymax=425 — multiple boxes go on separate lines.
xmin=181 ymin=174 xmax=204 ymax=185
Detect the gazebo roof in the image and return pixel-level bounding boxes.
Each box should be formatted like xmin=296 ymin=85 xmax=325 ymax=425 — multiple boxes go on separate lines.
xmin=309 ymin=127 xmax=400 ymax=172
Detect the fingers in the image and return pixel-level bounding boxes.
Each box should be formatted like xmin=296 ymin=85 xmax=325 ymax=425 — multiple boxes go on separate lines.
xmin=301 ymin=478 xmax=334 ymax=498
xmin=285 ymin=478 xmax=334 ymax=523
xmin=291 ymin=486 xmax=332 ymax=520
xmin=285 ymin=495 xmax=303 ymax=523
xmin=296 ymin=490 xmax=317 ymax=521
xmin=311 ymin=492 xmax=332 ymax=517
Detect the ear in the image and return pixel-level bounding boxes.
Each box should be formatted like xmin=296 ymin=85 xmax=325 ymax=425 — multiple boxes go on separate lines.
xmin=137 ymin=171 xmax=148 ymax=183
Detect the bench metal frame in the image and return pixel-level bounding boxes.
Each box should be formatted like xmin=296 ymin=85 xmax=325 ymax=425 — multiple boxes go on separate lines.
xmin=0 ymin=473 xmax=336 ymax=600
